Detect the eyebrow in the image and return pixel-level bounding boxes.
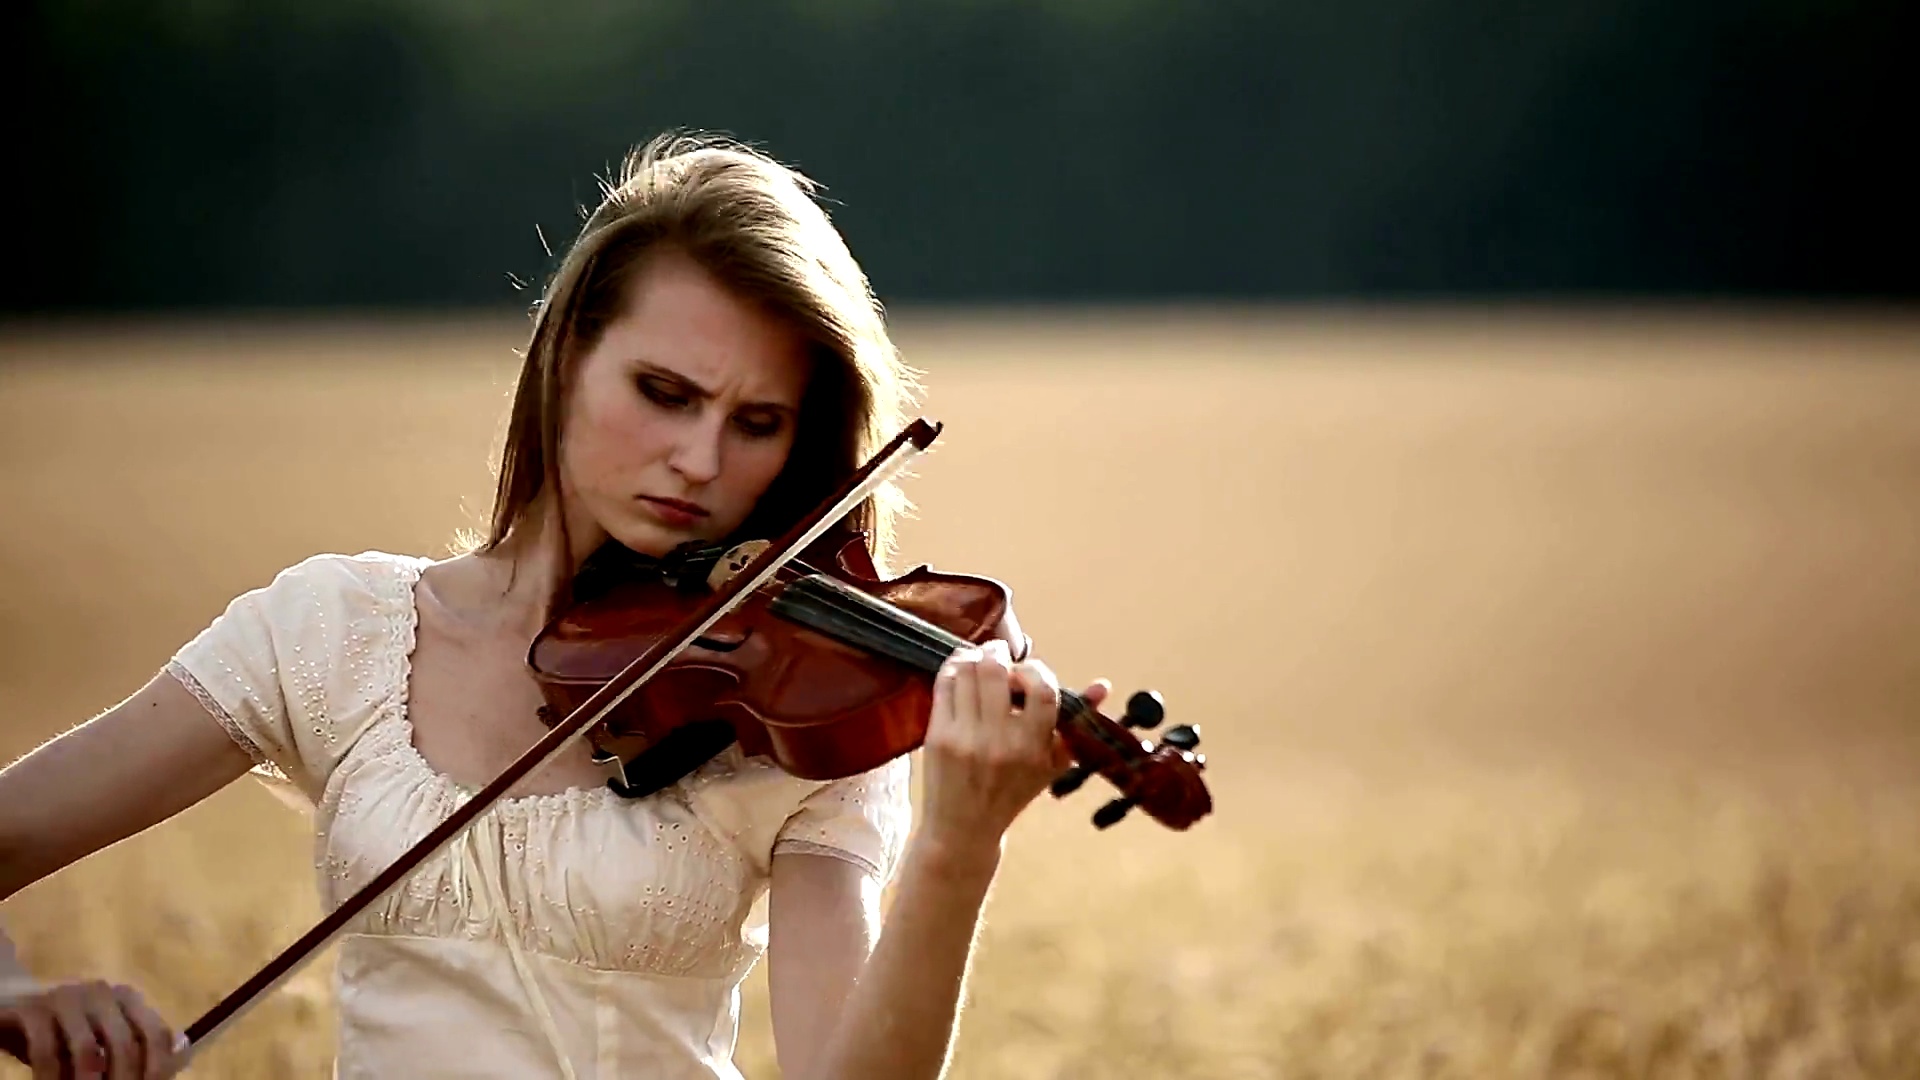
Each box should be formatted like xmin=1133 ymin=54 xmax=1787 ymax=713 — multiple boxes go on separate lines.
xmin=635 ymin=360 xmax=798 ymax=413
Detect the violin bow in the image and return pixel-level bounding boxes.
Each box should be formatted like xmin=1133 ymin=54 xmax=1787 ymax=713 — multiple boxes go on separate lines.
xmin=1 ymin=418 xmax=943 ymax=1070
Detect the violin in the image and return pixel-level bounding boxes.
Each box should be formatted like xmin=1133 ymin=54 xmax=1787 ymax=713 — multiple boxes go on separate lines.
xmin=1 ymin=416 xmax=1212 ymax=1070
xmin=529 ymin=522 xmax=1211 ymax=831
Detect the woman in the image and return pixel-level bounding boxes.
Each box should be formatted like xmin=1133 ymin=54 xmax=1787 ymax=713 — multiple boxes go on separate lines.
xmin=0 ymin=133 xmax=1104 ymax=1079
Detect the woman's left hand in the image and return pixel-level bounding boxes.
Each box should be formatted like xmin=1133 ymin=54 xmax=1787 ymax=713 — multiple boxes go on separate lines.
xmin=918 ymin=639 xmax=1110 ymax=853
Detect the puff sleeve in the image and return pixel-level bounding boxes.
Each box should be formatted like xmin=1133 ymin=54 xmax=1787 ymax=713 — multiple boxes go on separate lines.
xmin=164 ymin=552 xmax=401 ymax=805
xmin=771 ymin=755 xmax=914 ymax=882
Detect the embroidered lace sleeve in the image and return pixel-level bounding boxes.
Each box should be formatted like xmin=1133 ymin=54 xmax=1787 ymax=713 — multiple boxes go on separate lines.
xmin=165 ymin=552 xmax=407 ymax=804
xmin=771 ymin=756 xmax=914 ymax=881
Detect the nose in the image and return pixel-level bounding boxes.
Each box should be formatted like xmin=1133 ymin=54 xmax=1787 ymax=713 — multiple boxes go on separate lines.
xmin=666 ymin=414 xmax=724 ymax=485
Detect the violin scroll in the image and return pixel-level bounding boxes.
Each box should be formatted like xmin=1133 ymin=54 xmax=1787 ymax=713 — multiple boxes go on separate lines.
xmin=1049 ymin=687 xmax=1210 ymax=830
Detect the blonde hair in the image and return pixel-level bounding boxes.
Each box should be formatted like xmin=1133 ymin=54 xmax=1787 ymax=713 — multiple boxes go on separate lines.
xmin=476 ymin=132 xmax=920 ymax=582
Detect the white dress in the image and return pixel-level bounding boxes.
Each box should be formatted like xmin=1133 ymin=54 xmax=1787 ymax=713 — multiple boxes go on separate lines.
xmin=164 ymin=551 xmax=912 ymax=1079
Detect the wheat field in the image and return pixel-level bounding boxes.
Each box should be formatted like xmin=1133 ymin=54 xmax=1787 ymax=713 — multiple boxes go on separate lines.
xmin=2 ymin=307 xmax=1918 ymax=1078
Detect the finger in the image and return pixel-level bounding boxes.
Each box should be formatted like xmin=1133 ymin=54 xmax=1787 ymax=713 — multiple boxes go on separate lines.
xmin=111 ymin=986 xmax=173 ymax=1080
xmin=946 ymin=646 xmax=981 ymax=740
xmin=1080 ymin=678 xmax=1112 ymax=709
xmin=1013 ymin=657 xmax=1061 ymax=727
xmin=83 ymin=983 xmax=138 ymax=1080
xmin=974 ymin=639 xmax=1014 ymax=725
xmin=931 ymin=648 xmax=962 ymax=737
xmin=1011 ymin=659 xmax=1062 ymax=763
xmin=6 ymin=1006 xmax=61 ymax=1080
xmin=50 ymin=989 xmax=105 ymax=1078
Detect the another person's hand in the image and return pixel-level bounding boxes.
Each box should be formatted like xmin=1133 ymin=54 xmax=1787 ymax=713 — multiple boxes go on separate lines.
xmin=0 ymin=979 xmax=187 ymax=1080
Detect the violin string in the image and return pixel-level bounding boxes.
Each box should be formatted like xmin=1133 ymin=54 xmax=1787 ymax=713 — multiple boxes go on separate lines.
xmin=729 ymin=549 xmax=1157 ymax=778
xmin=768 ymin=575 xmax=959 ymax=671
xmin=792 ymin=577 xmax=963 ymax=669
xmin=687 ymin=550 xmax=950 ymax=667
xmin=745 ymin=553 xmax=977 ymax=660
xmin=763 ymin=573 xmax=1153 ymax=776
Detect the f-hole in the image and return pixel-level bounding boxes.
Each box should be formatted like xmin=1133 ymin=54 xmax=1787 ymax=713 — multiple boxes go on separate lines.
xmin=691 ymin=629 xmax=751 ymax=653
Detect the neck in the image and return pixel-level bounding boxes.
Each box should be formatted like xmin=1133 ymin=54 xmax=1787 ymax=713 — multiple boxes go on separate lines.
xmin=475 ymin=494 xmax=604 ymax=634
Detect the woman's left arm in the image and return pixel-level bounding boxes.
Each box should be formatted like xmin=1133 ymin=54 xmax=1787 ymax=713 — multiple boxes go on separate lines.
xmin=764 ymin=835 xmax=995 ymax=1080
xmin=766 ymin=639 xmax=1103 ymax=1080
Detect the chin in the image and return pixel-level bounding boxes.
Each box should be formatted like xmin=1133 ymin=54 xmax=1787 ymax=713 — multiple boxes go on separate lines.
xmin=605 ymin=526 xmax=686 ymax=559
xmin=606 ymin=514 xmax=734 ymax=559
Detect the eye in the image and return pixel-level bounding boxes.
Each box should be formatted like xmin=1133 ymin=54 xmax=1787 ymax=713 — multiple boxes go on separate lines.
xmin=733 ymin=411 xmax=787 ymax=440
xmin=636 ymin=375 xmax=692 ymax=410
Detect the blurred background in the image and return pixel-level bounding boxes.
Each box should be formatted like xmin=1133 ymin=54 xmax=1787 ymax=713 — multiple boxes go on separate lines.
xmin=5 ymin=1 xmax=1919 ymax=1077
xmin=11 ymin=0 xmax=1916 ymax=311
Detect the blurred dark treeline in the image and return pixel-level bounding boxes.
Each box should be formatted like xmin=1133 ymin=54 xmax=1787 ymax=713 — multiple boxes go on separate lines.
xmin=13 ymin=0 xmax=1915 ymax=312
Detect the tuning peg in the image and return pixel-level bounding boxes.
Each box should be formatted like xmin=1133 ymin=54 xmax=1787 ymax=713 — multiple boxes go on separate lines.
xmin=1121 ymin=689 xmax=1165 ymax=729
xmin=1050 ymin=763 xmax=1093 ymax=798
xmin=1093 ymin=796 xmax=1138 ymax=829
xmin=1159 ymin=723 xmax=1201 ymax=751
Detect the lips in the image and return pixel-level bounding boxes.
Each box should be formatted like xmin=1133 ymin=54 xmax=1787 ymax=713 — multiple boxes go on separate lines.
xmin=637 ymin=496 xmax=709 ymax=528
xmin=640 ymin=496 xmax=708 ymax=517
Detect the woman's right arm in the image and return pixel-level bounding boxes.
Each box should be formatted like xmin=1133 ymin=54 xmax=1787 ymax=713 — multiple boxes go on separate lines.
xmin=2 ymin=667 xmax=255 ymax=1077
xmin=1 ymin=669 xmax=254 ymax=901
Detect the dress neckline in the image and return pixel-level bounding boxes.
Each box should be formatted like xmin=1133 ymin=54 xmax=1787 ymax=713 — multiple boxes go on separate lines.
xmin=382 ymin=552 xmax=625 ymax=815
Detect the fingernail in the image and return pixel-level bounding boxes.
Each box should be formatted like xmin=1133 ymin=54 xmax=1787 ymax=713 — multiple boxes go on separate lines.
xmin=174 ymin=1032 xmax=191 ymax=1054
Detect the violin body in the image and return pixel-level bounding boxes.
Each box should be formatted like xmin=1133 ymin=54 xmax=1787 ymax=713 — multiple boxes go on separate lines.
xmin=516 ymin=418 xmax=1209 ymax=836
xmin=529 ymin=529 xmax=1015 ymax=793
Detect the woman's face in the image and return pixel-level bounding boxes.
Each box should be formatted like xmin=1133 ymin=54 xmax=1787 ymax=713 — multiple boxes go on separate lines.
xmin=558 ymin=249 xmax=811 ymax=560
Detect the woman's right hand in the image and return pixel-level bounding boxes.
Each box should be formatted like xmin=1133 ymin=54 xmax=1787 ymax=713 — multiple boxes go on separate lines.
xmin=1 ymin=980 xmax=187 ymax=1080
